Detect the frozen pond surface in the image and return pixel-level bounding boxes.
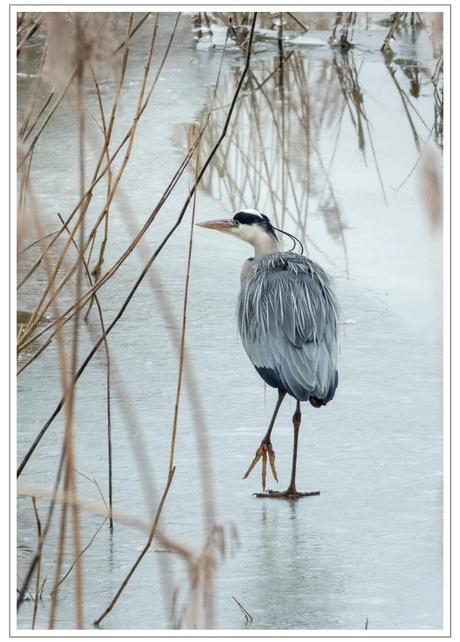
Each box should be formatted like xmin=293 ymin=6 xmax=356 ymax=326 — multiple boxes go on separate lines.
xmin=16 ymin=12 xmax=444 ymax=632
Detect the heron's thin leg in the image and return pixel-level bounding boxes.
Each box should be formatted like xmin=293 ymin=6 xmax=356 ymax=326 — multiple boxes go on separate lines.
xmin=261 ymin=389 xmax=286 ymax=444
xmin=243 ymin=389 xmax=286 ymax=490
xmin=285 ymin=400 xmax=302 ymax=496
xmin=253 ymin=400 xmax=320 ymax=499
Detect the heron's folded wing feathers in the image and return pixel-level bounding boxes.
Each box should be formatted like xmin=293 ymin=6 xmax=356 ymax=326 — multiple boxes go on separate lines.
xmin=237 ymin=253 xmax=339 ymax=401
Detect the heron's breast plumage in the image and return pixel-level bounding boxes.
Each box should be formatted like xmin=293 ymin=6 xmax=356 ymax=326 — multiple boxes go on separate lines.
xmin=237 ymin=252 xmax=340 ymax=404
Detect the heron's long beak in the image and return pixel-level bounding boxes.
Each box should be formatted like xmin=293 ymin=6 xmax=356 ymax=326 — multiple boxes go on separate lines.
xmin=196 ymin=218 xmax=236 ymax=234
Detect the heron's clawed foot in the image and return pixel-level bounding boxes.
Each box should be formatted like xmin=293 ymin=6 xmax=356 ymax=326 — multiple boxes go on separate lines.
xmin=253 ymin=488 xmax=321 ymax=500
xmin=242 ymin=441 xmax=278 ymax=492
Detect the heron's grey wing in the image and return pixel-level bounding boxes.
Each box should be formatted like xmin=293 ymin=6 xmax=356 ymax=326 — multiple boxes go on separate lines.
xmin=237 ymin=254 xmax=339 ymax=402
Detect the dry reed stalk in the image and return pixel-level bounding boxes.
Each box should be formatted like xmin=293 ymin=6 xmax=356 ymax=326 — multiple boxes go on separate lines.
xmin=17 ymin=170 xmax=84 ymax=612
xmin=381 ymin=11 xmax=404 ymax=52
xmin=17 ymin=13 xmax=252 ymax=624
xmin=115 ymin=12 xmax=152 ymax=53
xmin=17 ymin=16 xmax=133 ymax=347
xmin=329 ymin=12 xmax=343 ymax=44
xmin=49 ymin=28 xmax=92 ymax=627
xmin=93 ymin=16 xmax=257 ymax=626
xmin=332 ymin=52 xmax=366 ymax=149
xmin=81 ymin=13 xmax=137 ymax=290
xmin=17 ymin=13 xmax=258 ymax=481
xmin=382 ymin=57 xmax=424 ymax=154
xmin=16 ymin=172 xmax=83 ymax=624
xmin=30 ymin=497 xmax=42 ymax=629
xmin=18 ymin=67 xmax=79 ymax=170
xmin=421 ymin=146 xmax=442 ymax=233
xmin=89 ymin=15 xmax=258 ymax=629
xmin=58 ymin=210 xmax=115 ymax=528
xmin=17 ymin=11 xmax=255 ymax=622
xmin=17 ymin=12 xmax=42 ymax=53
xmin=18 ymin=95 xmax=94 ymax=630
xmin=17 ymin=12 xmax=123 ymax=626
xmin=286 ymin=12 xmax=309 ymax=33
xmin=168 ymin=123 xmax=201 ymax=477
xmin=17 ymin=133 xmax=199 ymax=371
xmin=16 ymin=14 xmax=179 ymax=355
xmin=18 ymin=483 xmax=154 ymax=530
xmin=16 ymin=144 xmax=197 ymax=473
xmin=16 ymin=129 xmax=192 ymax=361
xmin=17 ymin=14 xmax=150 ymax=282
xmin=19 ymin=288 xmax=216 ymax=613
xmin=83 ymin=65 xmax=113 ymax=316
xmin=18 ymin=42 xmax=50 ymax=141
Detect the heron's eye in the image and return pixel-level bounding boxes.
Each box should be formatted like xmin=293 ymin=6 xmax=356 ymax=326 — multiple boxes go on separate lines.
xmin=234 ymin=219 xmax=240 ymax=227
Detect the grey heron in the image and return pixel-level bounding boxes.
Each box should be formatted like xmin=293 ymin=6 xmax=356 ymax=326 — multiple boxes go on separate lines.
xmin=198 ymin=209 xmax=340 ymax=499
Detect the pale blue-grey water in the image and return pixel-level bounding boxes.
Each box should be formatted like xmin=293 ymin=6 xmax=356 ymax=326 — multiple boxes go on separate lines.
xmin=16 ymin=12 xmax=444 ymax=632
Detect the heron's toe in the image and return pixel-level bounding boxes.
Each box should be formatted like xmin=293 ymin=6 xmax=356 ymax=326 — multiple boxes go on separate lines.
xmin=243 ymin=442 xmax=278 ymax=492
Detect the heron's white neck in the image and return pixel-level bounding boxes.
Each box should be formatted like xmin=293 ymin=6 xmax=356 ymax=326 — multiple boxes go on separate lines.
xmin=240 ymin=229 xmax=280 ymax=283
xmin=253 ymin=232 xmax=280 ymax=262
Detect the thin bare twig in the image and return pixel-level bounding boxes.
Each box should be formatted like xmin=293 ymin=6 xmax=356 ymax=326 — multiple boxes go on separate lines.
xmin=232 ymin=596 xmax=253 ymax=623
xmin=30 ymin=497 xmax=42 ymax=629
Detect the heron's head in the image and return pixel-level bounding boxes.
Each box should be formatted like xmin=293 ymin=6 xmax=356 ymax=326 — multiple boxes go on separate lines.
xmin=197 ymin=209 xmax=279 ymax=246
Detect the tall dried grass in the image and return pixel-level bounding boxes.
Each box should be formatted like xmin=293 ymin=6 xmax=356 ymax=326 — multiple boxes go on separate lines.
xmin=16 ymin=10 xmax=257 ymax=631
